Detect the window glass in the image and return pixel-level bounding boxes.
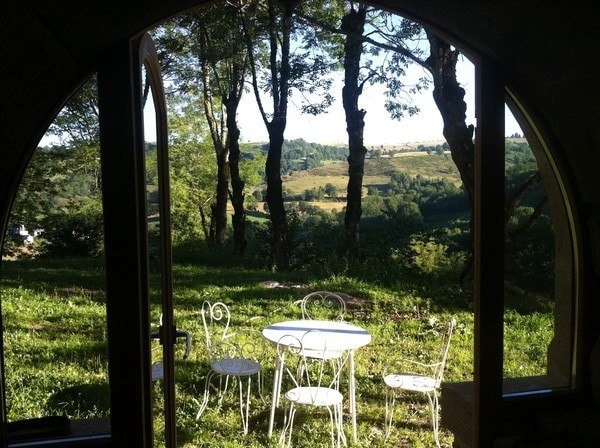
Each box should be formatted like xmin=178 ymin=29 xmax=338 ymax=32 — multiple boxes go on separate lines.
xmin=503 ymin=104 xmax=573 ymax=394
xmin=0 ymin=76 xmax=110 ymax=439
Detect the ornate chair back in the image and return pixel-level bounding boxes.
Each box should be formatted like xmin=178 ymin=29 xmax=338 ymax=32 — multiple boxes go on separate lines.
xmin=201 ymin=300 xmax=232 ymax=361
xmin=433 ymin=317 xmax=456 ymax=388
xmin=300 ymin=291 xmax=346 ymax=321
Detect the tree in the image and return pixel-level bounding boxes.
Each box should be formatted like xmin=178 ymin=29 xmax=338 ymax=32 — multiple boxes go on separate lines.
xmin=13 ymin=76 xmax=106 ymax=257
xmin=341 ymin=4 xmax=368 ymax=250
xmin=155 ymin=7 xmax=250 ymax=252
xmin=298 ymin=4 xmax=426 ymax=248
xmin=238 ymin=0 xmax=334 ymax=270
xmin=198 ymin=6 xmax=249 ymax=252
xmin=166 ymin=90 xmax=217 ymax=243
xmin=324 ymin=182 xmax=339 ymax=198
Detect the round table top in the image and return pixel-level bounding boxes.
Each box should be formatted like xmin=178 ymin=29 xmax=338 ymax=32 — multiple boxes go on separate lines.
xmin=262 ymin=319 xmax=371 ymax=350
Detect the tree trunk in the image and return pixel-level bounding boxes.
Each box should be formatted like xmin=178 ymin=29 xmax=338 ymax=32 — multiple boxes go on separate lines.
xmin=341 ymin=6 xmax=367 ymax=250
xmin=266 ymin=119 xmax=288 ymax=270
xmin=225 ymin=93 xmax=247 ymax=254
xmin=264 ymin=0 xmax=294 ymax=271
xmin=240 ymin=0 xmax=294 ymax=269
xmin=427 ymin=32 xmax=475 ymax=282
xmin=199 ymin=26 xmax=229 ymax=247
xmin=426 ymin=32 xmax=475 ymax=205
xmin=214 ymin=151 xmax=229 ymax=246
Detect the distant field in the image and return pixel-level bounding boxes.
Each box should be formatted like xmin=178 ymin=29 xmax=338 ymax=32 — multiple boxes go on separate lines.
xmin=282 ymin=152 xmax=461 ymax=196
xmin=302 ymin=200 xmax=346 ymax=212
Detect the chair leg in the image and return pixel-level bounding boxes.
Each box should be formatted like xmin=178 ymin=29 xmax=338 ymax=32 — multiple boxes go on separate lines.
xmin=426 ymin=390 xmax=441 ymax=447
xmin=327 ymin=405 xmax=336 ymax=448
xmin=278 ymin=402 xmax=289 ymax=446
xmin=196 ymin=370 xmax=217 ymax=420
xmin=287 ymin=406 xmax=296 ymax=447
xmin=279 ymin=403 xmax=296 ymax=447
xmin=218 ymin=374 xmax=231 ymax=406
xmin=331 ymin=403 xmax=346 ymax=448
xmin=384 ymin=387 xmax=396 ymax=440
xmin=238 ymin=376 xmax=252 ymax=435
xmin=338 ymin=403 xmax=347 ymax=447
xmin=257 ymin=371 xmax=265 ymax=404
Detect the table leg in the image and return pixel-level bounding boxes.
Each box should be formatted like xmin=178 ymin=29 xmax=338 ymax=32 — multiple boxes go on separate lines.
xmin=349 ymin=349 xmax=357 ymax=442
xmin=268 ymin=352 xmax=284 ymax=437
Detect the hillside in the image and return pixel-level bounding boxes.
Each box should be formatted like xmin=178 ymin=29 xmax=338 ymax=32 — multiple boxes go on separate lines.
xmin=282 ymin=151 xmax=462 ymax=197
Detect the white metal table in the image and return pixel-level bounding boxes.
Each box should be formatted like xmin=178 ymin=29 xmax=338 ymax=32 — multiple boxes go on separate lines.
xmin=262 ymin=319 xmax=371 ymax=442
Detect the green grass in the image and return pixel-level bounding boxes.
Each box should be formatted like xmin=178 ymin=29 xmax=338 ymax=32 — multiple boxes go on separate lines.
xmin=0 ymin=255 xmax=554 ymax=447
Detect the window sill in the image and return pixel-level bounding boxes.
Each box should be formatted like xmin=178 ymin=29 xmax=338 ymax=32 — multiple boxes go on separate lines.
xmin=8 ymin=418 xmax=110 ymax=448
xmin=441 ymin=380 xmax=585 ymax=448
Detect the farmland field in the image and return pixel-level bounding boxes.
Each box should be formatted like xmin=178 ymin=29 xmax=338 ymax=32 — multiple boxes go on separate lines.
xmin=282 ymin=152 xmax=462 ymax=199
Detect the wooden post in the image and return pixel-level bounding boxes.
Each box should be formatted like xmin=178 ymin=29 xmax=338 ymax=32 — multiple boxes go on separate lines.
xmin=98 ymin=37 xmax=153 ymax=448
xmin=473 ymin=57 xmax=505 ymax=447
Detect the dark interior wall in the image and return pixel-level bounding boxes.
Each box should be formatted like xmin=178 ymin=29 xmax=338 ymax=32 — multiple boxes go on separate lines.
xmin=1 ymin=0 xmax=600 ymax=393
xmin=2 ymin=1 xmax=600 ymax=216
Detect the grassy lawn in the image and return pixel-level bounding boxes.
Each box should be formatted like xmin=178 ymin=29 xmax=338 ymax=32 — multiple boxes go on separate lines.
xmin=0 ymin=254 xmax=553 ymax=447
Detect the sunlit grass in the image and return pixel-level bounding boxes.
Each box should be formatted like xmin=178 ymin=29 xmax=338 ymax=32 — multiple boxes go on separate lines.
xmin=0 ymin=256 xmax=553 ymax=447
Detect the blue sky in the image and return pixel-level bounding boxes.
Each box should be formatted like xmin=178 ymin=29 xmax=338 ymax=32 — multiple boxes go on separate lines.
xmin=236 ymin=57 xmax=522 ymax=146
xmin=42 ymin=56 xmax=521 ymax=148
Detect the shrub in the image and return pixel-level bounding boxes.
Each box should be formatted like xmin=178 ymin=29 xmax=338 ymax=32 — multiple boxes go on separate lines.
xmin=399 ymin=232 xmax=467 ymax=277
xmin=38 ymin=200 xmax=103 ymax=257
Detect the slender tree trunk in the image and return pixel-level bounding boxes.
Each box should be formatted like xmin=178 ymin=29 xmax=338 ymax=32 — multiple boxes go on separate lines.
xmin=342 ymin=6 xmax=367 ymax=250
xmin=225 ymin=91 xmax=248 ymax=254
xmin=266 ymin=119 xmax=288 ymax=269
xmin=239 ymin=0 xmax=294 ymax=269
xmin=214 ymin=151 xmax=229 ymax=246
xmin=199 ymin=203 xmax=210 ymax=241
xmin=199 ymin=27 xmax=229 ymax=246
xmin=265 ymin=0 xmax=294 ymax=270
xmin=209 ymin=203 xmax=217 ymax=243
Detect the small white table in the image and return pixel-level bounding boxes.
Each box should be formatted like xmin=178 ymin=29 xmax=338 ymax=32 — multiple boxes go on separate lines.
xmin=263 ymin=319 xmax=371 ymax=442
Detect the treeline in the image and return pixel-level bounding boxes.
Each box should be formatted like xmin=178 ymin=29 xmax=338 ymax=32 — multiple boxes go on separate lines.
xmin=257 ymin=139 xmax=348 ymax=174
xmin=5 ymin=133 xmax=555 ymax=296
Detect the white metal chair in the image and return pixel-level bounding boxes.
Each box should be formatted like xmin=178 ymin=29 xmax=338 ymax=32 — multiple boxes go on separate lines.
xmin=195 ymin=301 xmax=264 ymax=435
xmin=383 ymin=317 xmax=456 ymax=447
xmin=277 ymin=330 xmax=350 ymax=448
xmin=301 ymin=291 xmax=346 ymax=321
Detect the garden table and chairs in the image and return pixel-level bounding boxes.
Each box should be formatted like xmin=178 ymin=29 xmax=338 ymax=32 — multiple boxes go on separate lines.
xmin=262 ymin=317 xmax=371 ymax=442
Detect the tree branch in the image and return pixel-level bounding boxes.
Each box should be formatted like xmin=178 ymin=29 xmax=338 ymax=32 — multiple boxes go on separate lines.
xmin=296 ymin=11 xmax=431 ymax=72
xmin=237 ymin=0 xmax=270 ymax=127
xmin=504 ymin=171 xmax=542 ymax=223
xmin=506 ymin=195 xmax=548 ymax=243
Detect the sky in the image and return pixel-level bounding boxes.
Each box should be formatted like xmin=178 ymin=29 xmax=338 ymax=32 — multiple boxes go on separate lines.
xmin=235 ymin=56 xmax=523 ymax=146
xmin=42 ymin=55 xmax=522 ymax=147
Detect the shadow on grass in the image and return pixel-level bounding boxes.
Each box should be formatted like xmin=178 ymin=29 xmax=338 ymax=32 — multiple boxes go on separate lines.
xmin=1 ymin=257 xmax=106 ymax=302
xmin=45 ymin=382 xmax=110 ymax=418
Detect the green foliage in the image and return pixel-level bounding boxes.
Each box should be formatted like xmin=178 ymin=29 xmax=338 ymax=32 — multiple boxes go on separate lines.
xmin=504 ymin=140 xmax=555 ymax=296
xmin=399 ymin=231 xmax=467 ymax=278
xmin=38 ymin=199 xmax=104 ymax=257
xmin=47 ymin=76 xmax=100 ymax=147
xmin=505 ymin=207 xmax=554 ymax=295
xmin=166 ymin=92 xmax=216 ymax=243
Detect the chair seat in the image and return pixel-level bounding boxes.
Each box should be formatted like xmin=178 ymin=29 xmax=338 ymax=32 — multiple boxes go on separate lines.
xmin=285 ymin=386 xmax=343 ymax=407
xmin=212 ymin=358 xmax=261 ymax=376
xmin=301 ymin=348 xmax=344 ymax=360
xmin=384 ymin=373 xmax=437 ymax=392
xmin=152 ymin=362 xmax=164 ymax=381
